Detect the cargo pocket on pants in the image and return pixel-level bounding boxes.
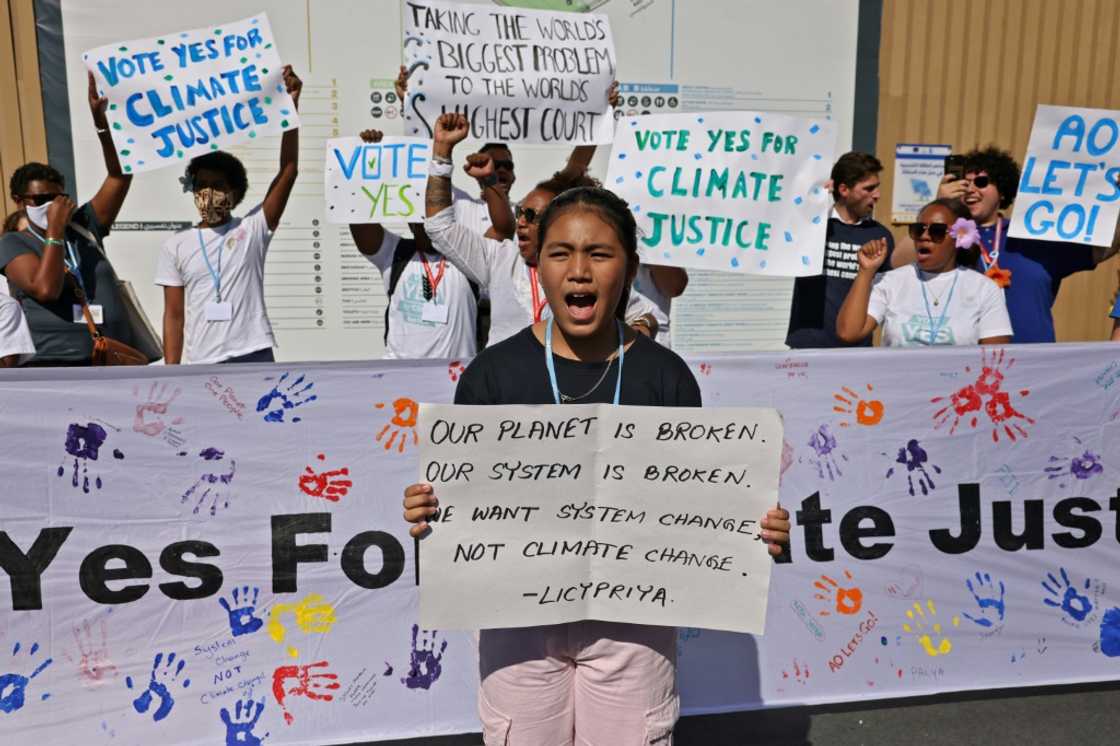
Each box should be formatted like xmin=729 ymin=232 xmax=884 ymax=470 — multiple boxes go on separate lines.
xmin=643 ymin=693 xmax=679 ymax=745
xmin=479 ymin=691 xmax=513 ymax=746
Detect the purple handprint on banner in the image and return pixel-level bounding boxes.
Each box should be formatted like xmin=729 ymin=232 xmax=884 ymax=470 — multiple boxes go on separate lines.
xmin=181 ymin=448 xmax=236 ymax=516
xmin=1044 ymin=436 xmax=1104 ymax=488
xmin=885 ymin=439 xmax=942 ymax=496
xmin=257 ymin=372 xmax=317 ymax=423
xmin=401 ymin=625 xmax=447 ymax=690
xmin=804 ymin=424 xmax=847 ymax=481
xmin=56 ymin=422 xmax=123 ymax=493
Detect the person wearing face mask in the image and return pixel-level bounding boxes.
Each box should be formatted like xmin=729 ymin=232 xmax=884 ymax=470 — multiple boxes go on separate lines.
xmin=895 ymin=146 xmax=1120 ymax=343
xmin=837 ymin=199 xmax=1012 ymax=347
xmin=424 ymin=113 xmax=660 ymax=348
xmin=156 ymin=66 xmax=302 ymax=364
xmin=0 ymin=73 xmax=135 ymax=366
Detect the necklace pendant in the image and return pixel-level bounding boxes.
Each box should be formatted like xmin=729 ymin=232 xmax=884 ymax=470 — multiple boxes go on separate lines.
xmin=933 ymin=299 xmax=939 ymax=306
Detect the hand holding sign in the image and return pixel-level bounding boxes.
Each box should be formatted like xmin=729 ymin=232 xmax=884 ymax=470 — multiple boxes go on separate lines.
xmin=87 ymin=71 xmax=109 ymax=129
xmin=281 ymin=64 xmax=302 ymax=110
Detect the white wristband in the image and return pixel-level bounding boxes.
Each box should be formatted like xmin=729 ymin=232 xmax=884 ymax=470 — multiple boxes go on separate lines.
xmin=428 ymin=159 xmax=453 ymax=178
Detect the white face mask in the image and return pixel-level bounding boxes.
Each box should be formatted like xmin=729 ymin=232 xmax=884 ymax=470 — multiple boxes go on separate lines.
xmin=25 ymin=202 xmax=50 ymax=231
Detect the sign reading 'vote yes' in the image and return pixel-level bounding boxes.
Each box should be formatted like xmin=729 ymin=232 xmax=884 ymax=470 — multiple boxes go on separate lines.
xmin=1010 ymin=104 xmax=1120 ymax=246
xmin=82 ymin=14 xmax=298 ymax=174
xmin=417 ymin=404 xmax=782 ymax=634
xmin=606 ymin=111 xmax=836 ymax=277
xmin=324 ymin=137 xmax=430 ymax=224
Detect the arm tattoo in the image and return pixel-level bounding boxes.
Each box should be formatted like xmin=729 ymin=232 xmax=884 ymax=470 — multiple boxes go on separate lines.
xmin=426 ymin=174 xmax=452 ymax=217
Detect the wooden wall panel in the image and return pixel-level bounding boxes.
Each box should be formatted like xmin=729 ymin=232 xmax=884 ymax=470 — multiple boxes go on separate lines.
xmin=0 ymin=0 xmax=46 ymax=218
xmin=877 ymin=0 xmax=1120 ymax=341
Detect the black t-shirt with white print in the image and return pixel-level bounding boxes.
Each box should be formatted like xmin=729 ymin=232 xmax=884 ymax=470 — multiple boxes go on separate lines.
xmin=786 ymin=215 xmax=895 ymax=348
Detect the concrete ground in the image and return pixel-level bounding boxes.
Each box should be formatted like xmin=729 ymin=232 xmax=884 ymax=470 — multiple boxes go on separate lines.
xmin=356 ymin=679 xmax=1120 ymax=745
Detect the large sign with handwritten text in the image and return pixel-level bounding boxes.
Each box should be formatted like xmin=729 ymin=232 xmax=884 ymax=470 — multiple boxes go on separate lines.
xmin=324 ymin=136 xmax=430 ymax=224
xmin=402 ymin=0 xmax=616 ymax=144
xmin=1009 ymin=104 xmax=1120 ymax=246
xmin=606 ymin=111 xmax=836 ymax=276
xmin=1 ymin=342 xmax=1119 ymax=743
xmin=418 ymin=404 xmax=781 ymax=633
xmin=82 ymin=14 xmax=298 ymax=174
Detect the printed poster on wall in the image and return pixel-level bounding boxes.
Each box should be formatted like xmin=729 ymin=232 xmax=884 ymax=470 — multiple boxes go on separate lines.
xmin=82 ymin=13 xmax=299 ymax=174
xmin=605 ymin=111 xmax=836 ymax=277
xmin=892 ymin=143 xmax=951 ymax=224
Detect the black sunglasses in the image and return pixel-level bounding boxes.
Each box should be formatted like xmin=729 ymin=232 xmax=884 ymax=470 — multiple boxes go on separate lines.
xmin=515 ymin=205 xmax=541 ymax=224
xmin=965 ymin=175 xmax=991 ymax=189
xmin=492 ymin=159 xmax=514 ymax=171
xmin=20 ymin=192 xmax=67 ymax=207
xmin=908 ymin=222 xmax=949 ymax=242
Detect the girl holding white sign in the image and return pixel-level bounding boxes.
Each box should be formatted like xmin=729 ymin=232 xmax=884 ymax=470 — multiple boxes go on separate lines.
xmin=405 ymin=184 xmax=790 ymax=745
xmin=836 ymin=198 xmax=1012 ymax=347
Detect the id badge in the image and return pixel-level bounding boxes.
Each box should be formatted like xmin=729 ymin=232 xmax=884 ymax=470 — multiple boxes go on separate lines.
xmin=421 ymin=302 xmax=449 ymax=324
xmin=73 ymin=304 xmax=104 ymax=324
xmin=205 ymin=301 xmax=233 ymax=322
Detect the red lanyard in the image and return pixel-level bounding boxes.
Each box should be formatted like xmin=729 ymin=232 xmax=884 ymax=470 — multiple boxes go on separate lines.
xmin=419 ymin=251 xmax=446 ymax=299
xmin=528 ymin=267 xmax=548 ymax=322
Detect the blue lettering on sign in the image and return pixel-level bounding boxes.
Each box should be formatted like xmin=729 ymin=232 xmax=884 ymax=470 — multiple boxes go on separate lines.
xmin=334 ymin=142 xmax=431 ymax=181
xmin=1052 ymin=114 xmax=1120 ymax=156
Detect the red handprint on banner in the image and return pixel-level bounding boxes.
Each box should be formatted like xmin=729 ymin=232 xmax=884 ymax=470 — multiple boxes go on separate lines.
xmin=272 ymin=660 xmax=340 ymax=725
xmin=931 ymin=349 xmax=1034 ymax=442
xmin=298 ymin=453 xmax=352 ymax=502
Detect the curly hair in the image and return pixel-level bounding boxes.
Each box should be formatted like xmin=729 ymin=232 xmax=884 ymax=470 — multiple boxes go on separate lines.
xmin=10 ymin=162 xmax=65 ymax=197
xmin=537 ymin=186 xmax=637 ymax=320
xmin=185 ymin=151 xmax=249 ymax=207
xmin=535 ymin=169 xmax=600 ymax=197
xmin=961 ymin=145 xmax=1020 ymax=208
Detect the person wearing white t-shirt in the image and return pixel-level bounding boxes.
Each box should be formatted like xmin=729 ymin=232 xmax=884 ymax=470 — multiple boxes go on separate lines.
xmin=349 ymin=130 xmax=478 ymax=360
xmin=837 ymin=199 xmax=1012 ymax=347
xmin=0 ymin=292 xmax=35 ymax=366
xmin=157 ymin=67 xmax=303 ymax=365
xmin=632 ymin=264 xmax=688 ymax=348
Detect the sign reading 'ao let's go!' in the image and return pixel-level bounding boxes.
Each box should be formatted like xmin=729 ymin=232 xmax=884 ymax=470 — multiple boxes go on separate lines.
xmin=82 ymin=13 xmax=298 ymax=174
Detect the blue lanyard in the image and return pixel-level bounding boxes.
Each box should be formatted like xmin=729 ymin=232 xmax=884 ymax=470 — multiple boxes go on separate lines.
xmin=26 ymin=225 xmax=84 ymax=293
xmin=197 ymin=229 xmax=225 ymax=302
xmin=545 ymin=319 xmax=625 ymax=405
xmin=917 ymin=266 xmax=958 ymax=346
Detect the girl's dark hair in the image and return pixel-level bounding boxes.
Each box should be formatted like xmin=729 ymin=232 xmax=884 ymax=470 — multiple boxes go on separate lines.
xmin=919 ymin=198 xmax=979 ymax=267
xmin=10 ymin=162 xmax=65 ymax=196
xmin=186 ymin=151 xmax=249 ymax=207
xmin=961 ymin=145 xmax=1020 ymax=208
xmin=537 ymin=186 xmax=639 ymax=320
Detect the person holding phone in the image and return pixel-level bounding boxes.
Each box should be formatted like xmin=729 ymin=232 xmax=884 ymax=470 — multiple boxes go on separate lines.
xmin=895 ymin=145 xmax=1120 ymax=343
xmin=0 ymin=73 xmax=134 ymax=366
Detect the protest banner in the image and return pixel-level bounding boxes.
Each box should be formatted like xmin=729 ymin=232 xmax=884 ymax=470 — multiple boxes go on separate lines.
xmin=1 ymin=343 xmax=1120 ymax=743
xmin=402 ymin=0 xmax=616 ymax=145
xmin=1009 ymin=104 xmax=1120 ymax=245
xmin=324 ymin=136 xmax=430 ymax=224
xmin=605 ymin=111 xmax=836 ymax=276
xmin=82 ymin=14 xmax=298 ymax=174
xmin=416 ymin=404 xmax=781 ymax=633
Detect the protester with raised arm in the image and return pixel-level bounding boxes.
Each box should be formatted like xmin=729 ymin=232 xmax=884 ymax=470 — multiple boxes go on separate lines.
xmin=0 ymin=73 xmax=135 ymax=366
xmin=157 ymin=66 xmax=302 ymax=365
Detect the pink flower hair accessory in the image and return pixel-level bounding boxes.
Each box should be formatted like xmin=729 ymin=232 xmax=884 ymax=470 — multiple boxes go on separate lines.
xmin=949 ymin=217 xmax=980 ymax=249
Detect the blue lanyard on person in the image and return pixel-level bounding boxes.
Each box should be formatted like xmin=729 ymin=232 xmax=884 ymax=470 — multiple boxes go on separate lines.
xmin=197 ymin=229 xmax=225 ymax=302
xmin=545 ymin=318 xmax=625 ymax=405
xmin=26 ymin=224 xmax=84 ymax=293
xmin=917 ymin=265 xmax=958 ymax=346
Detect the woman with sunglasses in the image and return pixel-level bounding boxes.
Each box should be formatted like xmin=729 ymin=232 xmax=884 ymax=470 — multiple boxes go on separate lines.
xmin=405 ymin=185 xmax=791 ymax=745
xmin=837 ymin=199 xmax=1012 ymax=346
xmin=424 ymin=113 xmax=660 ymax=347
xmin=0 ymin=73 xmax=134 ymax=366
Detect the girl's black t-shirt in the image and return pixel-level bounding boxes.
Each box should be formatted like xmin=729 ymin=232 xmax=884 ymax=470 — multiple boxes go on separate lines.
xmin=454 ymin=325 xmax=702 ymax=408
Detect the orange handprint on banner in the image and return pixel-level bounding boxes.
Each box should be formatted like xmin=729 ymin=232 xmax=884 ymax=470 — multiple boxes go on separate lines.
xmin=833 ymin=383 xmax=884 ymax=427
xmin=374 ymin=397 xmax=419 ymax=454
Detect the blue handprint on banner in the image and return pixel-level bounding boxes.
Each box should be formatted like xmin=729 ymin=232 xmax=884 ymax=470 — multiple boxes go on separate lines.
xmin=126 ymin=652 xmax=190 ymax=722
xmin=1099 ymin=608 xmax=1120 ymax=657
xmin=256 ymin=372 xmax=317 ymax=423
xmin=961 ymin=571 xmax=1006 ymax=628
xmin=1041 ymin=567 xmax=1093 ymax=623
xmin=219 ymin=586 xmax=263 ymax=637
xmin=0 ymin=641 xmax=52 ymax=714
xmin=220 ymin=696 xmax=267 ymax=745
